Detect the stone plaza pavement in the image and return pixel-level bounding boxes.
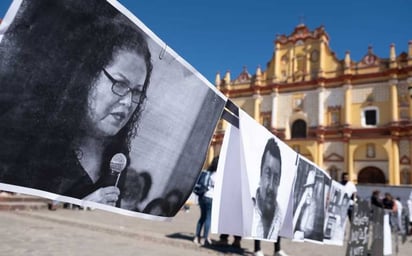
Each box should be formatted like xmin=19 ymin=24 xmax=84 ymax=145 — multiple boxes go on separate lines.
xmin=0 ymin=206 xmax=412 ymax=256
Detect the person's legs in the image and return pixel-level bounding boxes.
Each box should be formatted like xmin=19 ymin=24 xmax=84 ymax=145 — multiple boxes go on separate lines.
xmin=254 ymin=240 xmax=264 ymax=256
xmin=232 ymin=235 xmax=242 ymax=248
xmin=254 ymin=240 xmax=261 ymax=251
xmin=274 ymin=238 xmax=281 ymax=252
xmin=216 ymin=234 xmax=229 ymax=245
xmin=347 ymin=205 xmax=353 ymax=222
xmin=220 ymin=234 xmax=229 ymax=241
xmin=203 ymin=197 xmax=213 ymax=244
xmin=274 ymin=237 xmax=289 ymax=256
xmin=194 ymin=196 xmax=206 ymax=243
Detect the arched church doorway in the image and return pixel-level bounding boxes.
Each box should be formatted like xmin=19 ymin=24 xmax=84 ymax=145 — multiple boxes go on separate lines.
xmin=358 ymin=167 xmax=386 ymax=184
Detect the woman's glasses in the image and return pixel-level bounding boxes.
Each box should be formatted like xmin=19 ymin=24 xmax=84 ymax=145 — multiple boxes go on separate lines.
xmin=102 ymin=68 xmax=144 ymax=104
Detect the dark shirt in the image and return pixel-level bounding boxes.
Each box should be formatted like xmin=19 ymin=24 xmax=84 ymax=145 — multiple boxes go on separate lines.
xmin=382 ymin=198 xmax=394 ymax=210
xmin=1 ymin=144 xmax=110 ymax=199
xmin=371 ymin=195 xmax=384 ymax=208
xmin=58 ymin=154 xmax=104 ymax=199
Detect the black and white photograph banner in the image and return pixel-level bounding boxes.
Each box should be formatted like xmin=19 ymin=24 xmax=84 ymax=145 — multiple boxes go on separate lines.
xmin=212 ymin=109 xmax=297 ymax=241
xmin=0 ymin=0 xmax=226 ymax=219
xmin=345 ymin=200 xmax=370 ymax=256
xmin=371 ymin=206 xmax=384 ymax=256
xmin=292 ymin=156 xmax=331 ymax=243
xmin=324 ymin=180 xmax=350 ymax=246
xmin=212 ymin=109 xmax=348 ymax=244
xmin=238 ymin=110 xmax=296 ymax=241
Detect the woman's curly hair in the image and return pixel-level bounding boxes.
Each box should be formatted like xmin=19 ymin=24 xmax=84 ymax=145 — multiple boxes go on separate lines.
xmin=0 ymin=0 xmax=152 ymax=178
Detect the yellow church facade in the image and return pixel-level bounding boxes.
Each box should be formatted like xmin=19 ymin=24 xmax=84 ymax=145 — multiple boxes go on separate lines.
xmin=210 ymin=24 xmax=412 ymax=185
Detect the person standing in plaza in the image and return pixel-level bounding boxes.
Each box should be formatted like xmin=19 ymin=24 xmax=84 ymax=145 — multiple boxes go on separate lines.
xmin=371 ymin=190 xmax=384 ymax=208
xmin=394 ymin=197 xmax=403 ymax=232
xmin=340 ymin=172 xmax=357 ymax=222
xmin=193 ymin=156 xmax=218 ymax=246
xmin=382 ymin=192 xmax=396 ymax=211
xmin=408 ymin=191 xmax=412 ymax=235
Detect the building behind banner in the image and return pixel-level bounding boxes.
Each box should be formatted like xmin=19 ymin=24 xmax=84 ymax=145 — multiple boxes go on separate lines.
xmin=209 ymin=23 xmax=412 ymax=186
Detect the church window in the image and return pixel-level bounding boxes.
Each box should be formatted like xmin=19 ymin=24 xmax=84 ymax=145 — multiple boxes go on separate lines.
xmin=328 ymin=107 xmax=341 ymax=126
xmin=291 ymin=119 xmax=307 ymax=138
xmin=296 ymin=55 xmax=306 ymax=73
xmin=400 ymin=169 xmax=411 ymax=184
xmin=361 ymin=107 xmax=379 ymax=126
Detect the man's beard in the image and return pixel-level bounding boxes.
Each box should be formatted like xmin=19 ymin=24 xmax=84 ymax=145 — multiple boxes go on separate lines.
xmin=262 ymin=197 xmax=276 ymax=219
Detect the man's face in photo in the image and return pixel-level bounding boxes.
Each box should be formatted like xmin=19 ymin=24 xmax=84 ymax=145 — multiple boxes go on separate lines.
xmin=260 ymin=150 xmax=281 ymax=216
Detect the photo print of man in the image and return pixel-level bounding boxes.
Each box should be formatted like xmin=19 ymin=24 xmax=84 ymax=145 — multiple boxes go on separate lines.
xmin=237 ymin=110 xmax=297 ymax=240
xmin=252 ymin=137 xmax=283 ymax=239
xmin=292 ymin=156 xmax=329 ymax=242
xmin=0 ymin=0 xmax=226 ymax=219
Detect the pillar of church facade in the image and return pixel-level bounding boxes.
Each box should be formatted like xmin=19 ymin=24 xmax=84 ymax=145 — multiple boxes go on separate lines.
xmin=253 ymin=94 xmax=262 ymax=121
xmin=271 ymin=89 xmax=279 ymax=129
xmin=391 ymin=140 xmax=400 ymax=185
xmin=318 ymin=86 xmax=325 ymax=127
xmin=344 ymin=84 xmax=352 ymax=126
xmin=389 ymin=80 xmax=399 ymax=122
xmin=317 ymin=141 xmax=324 ymax=168
xmin=344 ymin=143 xmax=355 ymax=182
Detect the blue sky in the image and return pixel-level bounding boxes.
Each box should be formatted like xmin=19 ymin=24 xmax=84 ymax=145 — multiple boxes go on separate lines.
xmin=0 ymin=0 xmax=411 ymax=83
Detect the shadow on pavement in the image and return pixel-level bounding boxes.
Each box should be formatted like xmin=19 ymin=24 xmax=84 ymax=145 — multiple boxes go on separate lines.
xmin=204 ymin=243 xmax=249 ymax=255
xmin=166 ymin=232 xmax=252 ymax=255
xmin=166 ymin=232 xmax=194 ymax=242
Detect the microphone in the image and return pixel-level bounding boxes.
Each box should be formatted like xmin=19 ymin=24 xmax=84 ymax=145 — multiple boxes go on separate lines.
xmin=108 ymin=153 xmax=127 ymax=187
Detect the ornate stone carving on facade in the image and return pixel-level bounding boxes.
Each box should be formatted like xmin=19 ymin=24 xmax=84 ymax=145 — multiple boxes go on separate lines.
xmin=361 ymin=45 xmax=379 ymax=66
xmin=275 ymin=24 xmax=329 ymax=45
xmin=234 ymin=66 xmax=251 ymax=84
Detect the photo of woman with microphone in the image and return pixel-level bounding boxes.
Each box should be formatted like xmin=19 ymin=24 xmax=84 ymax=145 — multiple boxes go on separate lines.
xmin=0 ymin=0 xmax=226 ymax=218
xmin=0 ymin=0 xmax=152 ymax=207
